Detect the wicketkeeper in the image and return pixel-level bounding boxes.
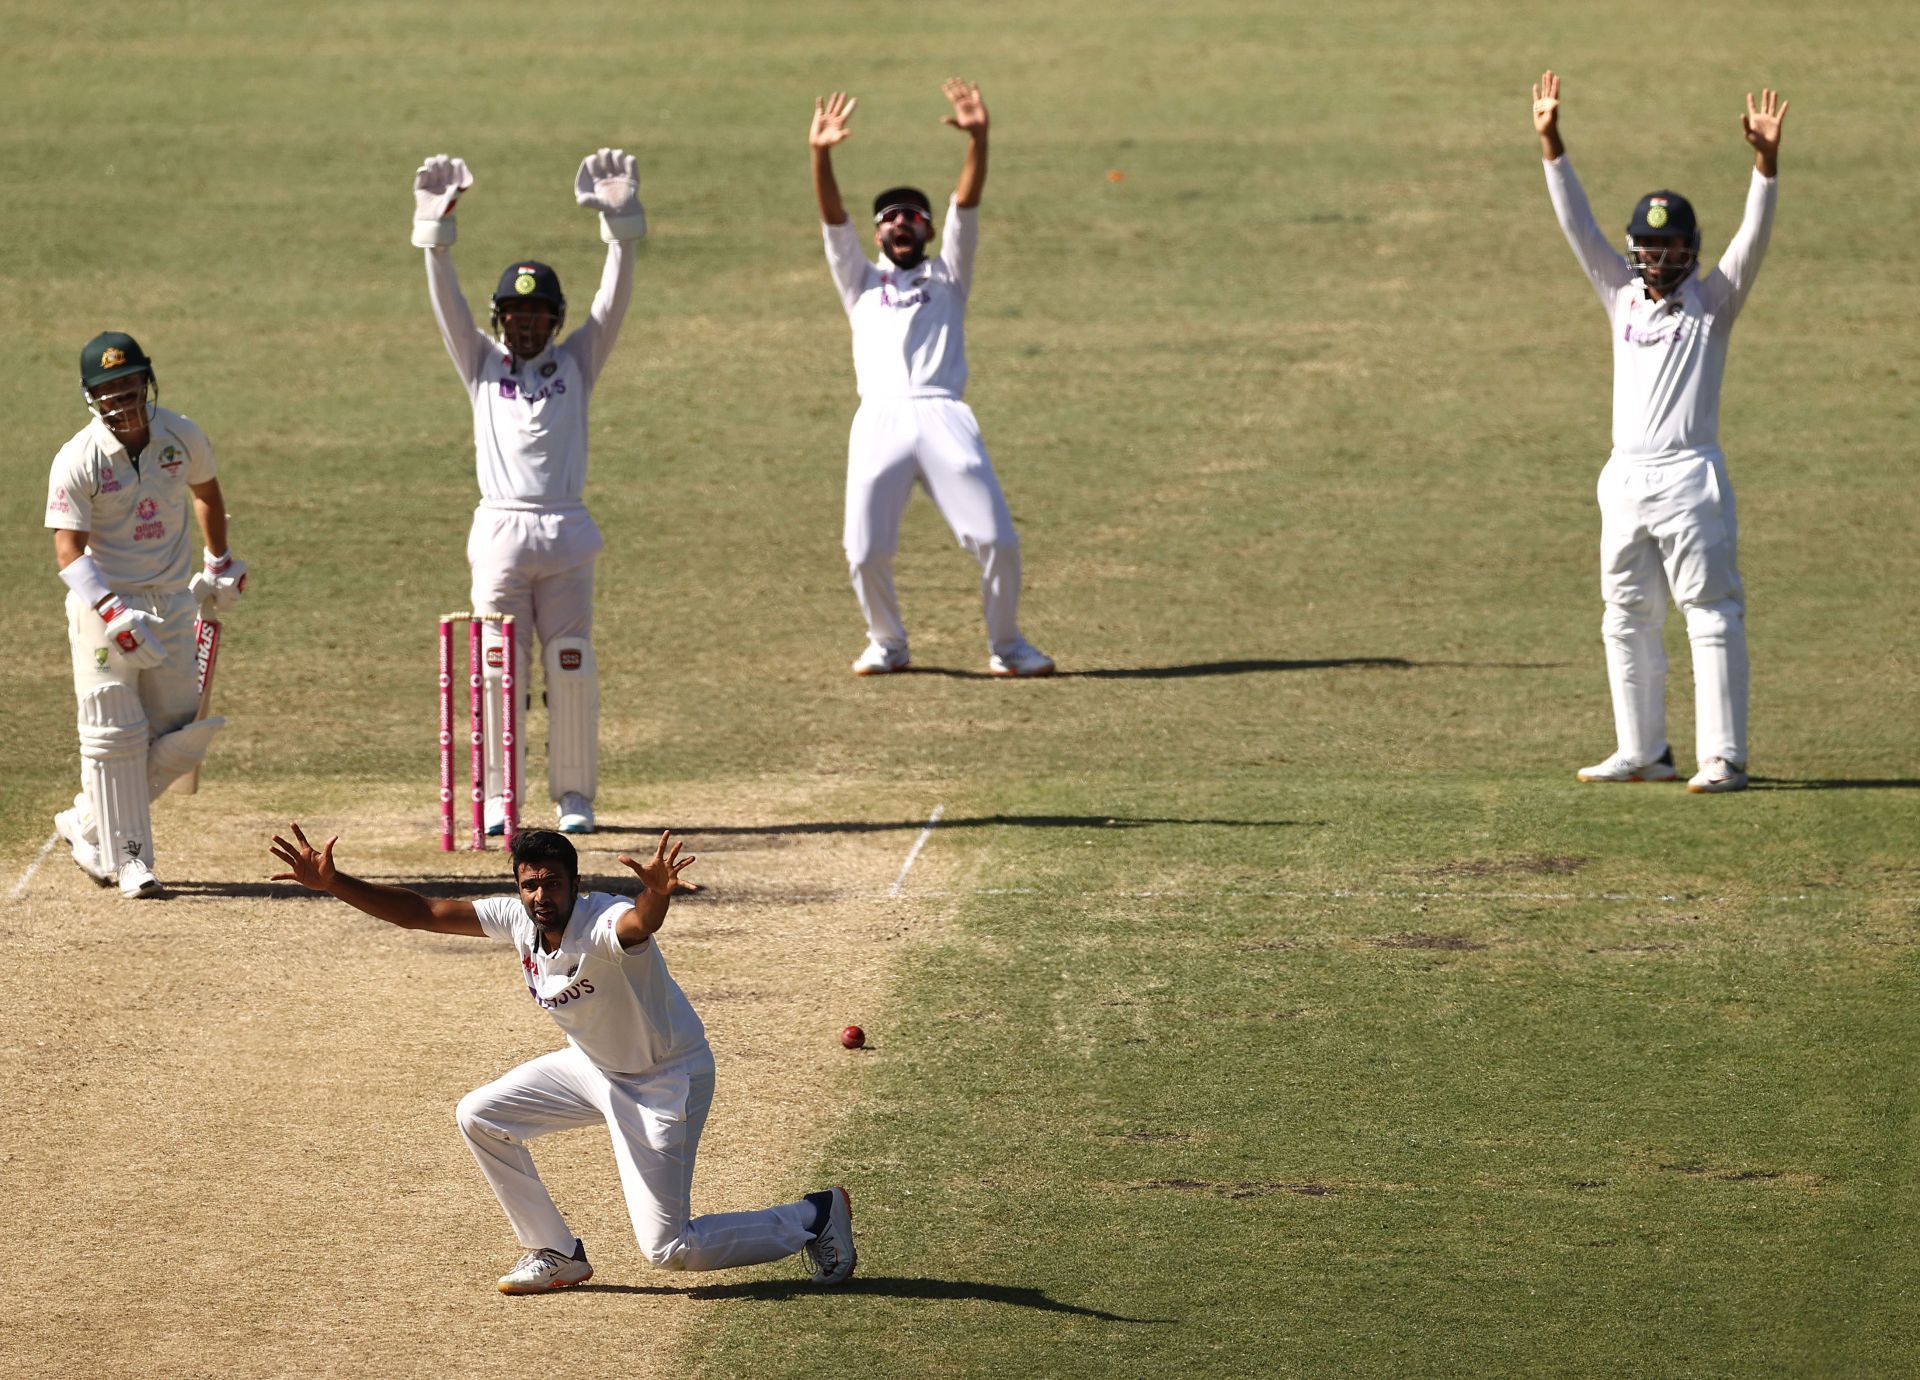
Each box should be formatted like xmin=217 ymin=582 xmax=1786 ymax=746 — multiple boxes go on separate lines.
xmin=412 ymin=147 xmax=648 ymax=835
xmin=46 ymin=332 xmax=247 ymax=897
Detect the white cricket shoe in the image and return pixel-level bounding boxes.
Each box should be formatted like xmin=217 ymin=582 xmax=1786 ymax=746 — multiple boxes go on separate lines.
xmin=988 ymin=642 xmax=1055 ymax=678
xmin=1576 ymin=746 xmax=1679 ymax=783
xmin=54 ymin=807 xmax=112 ymax=886
xmin=557 ymin=792 xmax=596 ymax=834
xmin=497 ymin=1240 xmax=592 ymax=1295
xmin=802 ymin=1186 xmax=857 ymax=1285
xmin=118 ymin=858 xmax=162 ymax=899
xmin=851 ymin=642 xmax=911 ymax=676
xmin=1687 ymin=758 xmax=1749 ymax=794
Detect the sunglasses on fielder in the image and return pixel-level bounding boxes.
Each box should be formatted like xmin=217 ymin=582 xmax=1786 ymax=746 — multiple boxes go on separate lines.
xmin=875 ymin=205 xmax=931 ymax=227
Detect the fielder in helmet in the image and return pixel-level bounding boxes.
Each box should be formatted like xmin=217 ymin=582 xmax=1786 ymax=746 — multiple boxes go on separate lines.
xmin=1533 ymin=70 xmax=1790 ymax=795
xmin=411 ymin=148 xmax=649 ymax=836
xmin=45 ymin=331 xmax=249 ymax=897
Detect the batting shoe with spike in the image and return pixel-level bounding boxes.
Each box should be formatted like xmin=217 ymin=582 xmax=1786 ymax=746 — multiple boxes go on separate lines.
xmin=1576 ymin=746 xmax=1679 ymax=783
xmin=1687 ymin=758 xmax=1749 ymax=794
xmin=988 ymin=642 xmax=1055 ymax=678
xmin=54 ymin=807 xmax=112 ymax=886
xmin=557 ymin=792 xmax=595 ymax=834
xmin=852 ymin=642 xmax=911 ymax=676
xmin=497 ymin=1239 xmax=592 ymax=1294
xmin=802 ymin=1186 xmax=857 ymax=1285
xmin=118 ymin=858 xmax=162 ymax=899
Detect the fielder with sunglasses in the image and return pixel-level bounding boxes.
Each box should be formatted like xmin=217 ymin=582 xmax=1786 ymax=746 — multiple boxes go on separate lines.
xmin=1534 ymin=71 xmax=1788 ymax=793
xmin=809 ymin=80 xmax=1053 ymax=677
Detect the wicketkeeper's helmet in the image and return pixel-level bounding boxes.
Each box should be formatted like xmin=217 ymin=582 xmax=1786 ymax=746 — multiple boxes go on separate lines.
xmin=489 ymin=260 xmax=567 ymax=338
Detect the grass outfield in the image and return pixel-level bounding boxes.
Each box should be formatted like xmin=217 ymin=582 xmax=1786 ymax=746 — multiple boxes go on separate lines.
xmin=3 ymin=1 xmax=1917 ymax=1376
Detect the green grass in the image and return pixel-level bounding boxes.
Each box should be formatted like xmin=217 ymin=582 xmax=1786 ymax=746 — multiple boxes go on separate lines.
xmin=4 ymin=1 xmax=1917 ymax=1375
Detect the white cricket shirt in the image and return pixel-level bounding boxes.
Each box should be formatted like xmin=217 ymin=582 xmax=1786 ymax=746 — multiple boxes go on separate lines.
xmin=473 ymin=890 xmax=707 ymax=1077
xmin=1545 ymin=157 xmax=1776 ymax=463
xmin=823 ymin=196 xmax=979 ymax=400
xmin=425 ymin=242 xmax=633 ymax=506
xmin=44 ymin=407 xmax=217 ymax=590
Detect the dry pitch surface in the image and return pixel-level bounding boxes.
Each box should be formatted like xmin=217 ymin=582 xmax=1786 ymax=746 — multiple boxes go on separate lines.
xmin=2 ymin=779 xmax=957 ymax=1378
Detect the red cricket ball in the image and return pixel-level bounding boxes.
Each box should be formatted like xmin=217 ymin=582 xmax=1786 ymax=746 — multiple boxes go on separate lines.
xmin=840 ymin=1025 xmax=866 ymax=1050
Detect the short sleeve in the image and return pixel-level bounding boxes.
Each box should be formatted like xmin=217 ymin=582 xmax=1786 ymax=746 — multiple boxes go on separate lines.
xmin=587 ymin=896 xmax=644 ymax=960
xmin=45 ymin=446 xmax=90 ymax=532
xmin=178 ymin=414 xmax=217 ymax=483
xmin=472 ymin=895 xmax=525 ymax=945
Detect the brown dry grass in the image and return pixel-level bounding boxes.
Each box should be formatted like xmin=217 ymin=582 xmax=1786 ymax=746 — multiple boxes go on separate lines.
xmin=1 ymin=778 xmax=958 ymax=1378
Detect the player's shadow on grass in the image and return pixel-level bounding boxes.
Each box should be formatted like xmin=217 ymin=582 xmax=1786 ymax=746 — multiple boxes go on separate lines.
xmin=898 ymin=656 xmax=1564 ymax=680
xmin=574 ymin=1274 xmax=1164 ymax=1321
xmin=594 ymin=813 xmax=1313 ymax=839
xmin=1749 ymin=777 xmax=1920 ymax=791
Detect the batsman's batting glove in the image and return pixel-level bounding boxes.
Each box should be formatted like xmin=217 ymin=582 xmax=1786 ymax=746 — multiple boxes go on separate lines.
xmin=203 ymin=548 xmax=249 ymax=612
xmin=99 ymin=600 xmax=168 ymax=670
xmin=412 ymin=154 xmax=474 ymax=248
xmin=576 ymin=147 xmax=647 ymax=242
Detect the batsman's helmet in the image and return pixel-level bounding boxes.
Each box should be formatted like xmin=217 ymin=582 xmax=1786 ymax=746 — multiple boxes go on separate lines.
xmin=489 ymin=260 xmax=567 ymax=337
xmin=79 ymin=330 xmax=158 ymax=427
xmin=1624 ymin=190 xmax=1700 ymax=293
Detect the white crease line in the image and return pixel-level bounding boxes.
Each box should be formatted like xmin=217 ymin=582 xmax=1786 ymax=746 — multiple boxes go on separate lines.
xmin=889 ymin=803 xmax=946 ymax=897
xmin=10 ymin=833 xmax=60 ymax=901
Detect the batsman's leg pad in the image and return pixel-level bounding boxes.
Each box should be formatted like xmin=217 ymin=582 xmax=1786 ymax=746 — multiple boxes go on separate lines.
xmin=78 ymin=683 xmax=154 ymax=871
xmin=147 ymin=715 xmax=227 ymax=798
xmin=545 ymin=636 xmax=599 ymax=801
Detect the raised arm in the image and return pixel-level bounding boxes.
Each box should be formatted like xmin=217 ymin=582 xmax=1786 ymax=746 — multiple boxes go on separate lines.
xmin=943 ymin=79 xmax=988 ymax=207
xmin=612 ymin=830 xmax=699 ymax=948
xmin=270 ymin=823 xmax=484 ymax=936
xmin=565 ymin=148 xmax=645 ymax=384
xmin=413 ymin=155 xmax=489 ymax=389
xmin=1533 ymin=71 xmax=1632 ymax=306
xmin=1714 ymin=88 xmax=1786 ymax=313
xmin=810 ymin=92 xmax=856 ymax=225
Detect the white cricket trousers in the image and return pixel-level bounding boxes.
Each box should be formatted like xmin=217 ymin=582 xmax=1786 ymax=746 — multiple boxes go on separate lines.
xmin=843 ymin=397 xmax=1027 ymax=657
xmin=1596 ymin=452 xmax=1748 ymax=768
xmin=456 ymin=1045 xmax=816 ymax=1271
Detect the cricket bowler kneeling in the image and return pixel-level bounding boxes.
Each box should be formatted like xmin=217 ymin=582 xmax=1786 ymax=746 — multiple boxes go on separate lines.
xmin=1533 ymin=71 xmax=1789 ymax=795
xmin=268 ymin=825 xmax=856 ymax=1294
xmin=46 ymin=332 xmax=247 ymax=898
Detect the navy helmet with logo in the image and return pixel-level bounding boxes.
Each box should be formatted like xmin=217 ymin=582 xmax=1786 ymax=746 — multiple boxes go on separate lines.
xmin=1625 ymin=190 xmax=1700 ymax=294
xmin=489 ymin=260 xmax=567 ymax=339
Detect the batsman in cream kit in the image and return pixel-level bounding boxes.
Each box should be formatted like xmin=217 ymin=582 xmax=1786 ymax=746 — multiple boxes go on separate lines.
xmin=268 ymin=824 xmax=856 ymax=1294
xmin=44 ymin=332 xmax=247 ymax=898
xmin=412 ymin=147 xmax=649 ymax=835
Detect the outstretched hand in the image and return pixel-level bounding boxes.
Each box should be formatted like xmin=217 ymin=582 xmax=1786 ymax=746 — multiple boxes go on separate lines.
xmin=1742 ymin=87 xmax=1789 ymax=173
xmin=1531 ymin=70 xmax=1561 ymax=137
xmin=269 ymin=822 xmax=338 ymax=892
xmin=811 ymin=92 xmax=858 ymax=149
xmin=942 ymin=78 xmax=987 ymax=135
xmin=619 ymin=830 xmax=701 ymax=896
xmin=575 ymin=147 xmax=640 ymax=214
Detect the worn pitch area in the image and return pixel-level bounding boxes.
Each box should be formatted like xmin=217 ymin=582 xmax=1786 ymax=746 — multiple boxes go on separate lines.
xmin=0 ymin=779 xmax=956 ymax=1377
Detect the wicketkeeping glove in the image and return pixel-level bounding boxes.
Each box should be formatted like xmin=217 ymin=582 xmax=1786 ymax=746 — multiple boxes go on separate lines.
xmin=575 ymin=147 xmax=646 ymax=242
xmin=202 ymin=548 xmax=249 ymax=612
xmin=100 ymin=600 xmax=168 ymax=670
xmin=412 ymin=154 xmax=474 ymax=248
